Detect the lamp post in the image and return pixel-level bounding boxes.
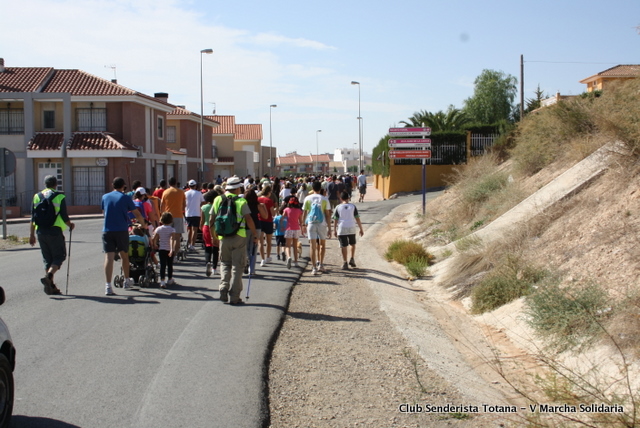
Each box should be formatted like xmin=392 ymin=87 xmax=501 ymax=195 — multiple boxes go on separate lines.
xmin=316 ymin=130 xmax=322 ymax=174
xmin=269 ymin=104 xmax=277 ymax=177
xmin=351 ymin=81 xmax=362 ymax=172
xmin=199 ymin=48 xmax=213 ymax=183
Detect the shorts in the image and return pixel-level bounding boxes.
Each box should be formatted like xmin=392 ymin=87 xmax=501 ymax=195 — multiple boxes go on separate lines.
xmin=275 ymin=235 xmax=286 ymax=246
xmin=359 ymin=185 xmax=366 ymax=195
xmin=185 ymin=216 xmax=200 ymax=228
xmin=202 ymin=225 xmax=212 ymax=247
xmin=284 ymin=229 xmax=301 ymax=239
xmin=37 ymin=232 xmax=67 ymax=269
xmin=329 ymin=199 xmax=339 ymax=210
xmin=338 ymin=234 xmax=357 ymax=248
xmin=172 ymin=218 xmax=186 ymax=234
xmin=307 ymin=223 xmax=328 ymax=240
xmin=103 ymin=231 xmax=129 ymax=253
xmin=260 ymin=220 xmax=274 ymax=235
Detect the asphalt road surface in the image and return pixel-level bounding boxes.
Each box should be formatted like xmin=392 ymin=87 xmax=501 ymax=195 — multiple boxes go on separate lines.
xmin=0 ymin=191 xmax=432 ymax=427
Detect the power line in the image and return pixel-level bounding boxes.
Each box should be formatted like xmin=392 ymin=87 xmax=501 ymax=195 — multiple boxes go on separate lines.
xmin=525 ymin=60 xmax=619 ymax=65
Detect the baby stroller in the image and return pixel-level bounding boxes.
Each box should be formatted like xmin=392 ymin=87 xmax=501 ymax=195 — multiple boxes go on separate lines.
xmin=114 ymin=235 xmax=158 ymax=288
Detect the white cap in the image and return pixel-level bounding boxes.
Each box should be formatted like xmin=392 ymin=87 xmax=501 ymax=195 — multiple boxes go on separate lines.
xmin=188 ymin=179 xmax=197 ymax=186
xmin=135 ymin=187 xmax=146 ymax=195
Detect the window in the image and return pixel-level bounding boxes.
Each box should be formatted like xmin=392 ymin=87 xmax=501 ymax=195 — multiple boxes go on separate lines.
xmin=43 ymin=111 xmax=55 ymax=130
xmin=73 ymin=167 xmax=105 ymax=205
xmin=76 ymin=108 xmax=106 ymax=131
xmin=166 ymin=126 xmax=176 ymax=143
xmin=0 ymin=108 xmax=24 ymax=135
xmin=157 ymin=116 xmax=164 ymax=139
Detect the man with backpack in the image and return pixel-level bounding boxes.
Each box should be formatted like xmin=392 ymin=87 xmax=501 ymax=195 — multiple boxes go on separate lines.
xmin=29 ymin=175 xmax=75 ymax=295
xmin=210 ymin=176 xmax=259 ymax=305
xmin=302 ymin=181 xmax=332 ymax=275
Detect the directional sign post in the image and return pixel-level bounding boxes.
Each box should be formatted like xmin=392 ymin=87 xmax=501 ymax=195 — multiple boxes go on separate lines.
xmin=388 ymin=138 xmax=431 ymax=148
xmin=388 ymin=150 xmax=432 ymax=159
xmin=388 ymin=127 xmax=431 ymax=137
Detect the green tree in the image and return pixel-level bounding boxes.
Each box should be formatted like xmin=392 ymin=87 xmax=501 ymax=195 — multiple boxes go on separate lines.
xmin=525 ymin=85 xmax=547 ymax=114
xmin=463 ymin=69 xmax=518 ymax=124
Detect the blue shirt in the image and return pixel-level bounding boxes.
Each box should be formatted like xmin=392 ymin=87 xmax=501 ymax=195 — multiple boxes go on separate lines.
xmin=102 ymin=190 xmax=137 ymax=232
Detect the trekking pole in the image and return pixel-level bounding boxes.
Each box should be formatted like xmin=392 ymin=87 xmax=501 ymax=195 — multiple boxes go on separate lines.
xmin=246 ymin=245 xmax=257 ymax=300
xmin=65 ymin=228 xmax=72 ymax=295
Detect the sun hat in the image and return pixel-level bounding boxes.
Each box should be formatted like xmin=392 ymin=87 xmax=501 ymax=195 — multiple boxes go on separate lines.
xmin=225 ymin=176 xmax=244 ymax=190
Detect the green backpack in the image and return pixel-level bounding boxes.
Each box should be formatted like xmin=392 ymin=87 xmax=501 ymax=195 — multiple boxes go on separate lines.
xmin=214 ymin=195 xmax=242 ymax=237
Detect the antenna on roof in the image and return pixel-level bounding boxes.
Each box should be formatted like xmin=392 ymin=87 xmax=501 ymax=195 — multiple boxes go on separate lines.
xmin=105 ymin=64 xmax=117 ymax=83
xmin=209 ymin=102 xmax=216 ymax=114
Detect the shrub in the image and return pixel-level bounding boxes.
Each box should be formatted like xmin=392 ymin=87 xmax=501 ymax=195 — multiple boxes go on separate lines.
xmin=385 ymin=240 xmax=434 ymax=278
xmin=471 ymin=255 xmax=547 ymax=314
xmin=525 ymin=279 xmax=610 ymax=352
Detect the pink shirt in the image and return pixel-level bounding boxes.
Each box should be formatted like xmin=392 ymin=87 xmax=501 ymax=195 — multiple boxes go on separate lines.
xmin=283 ymin=207 xmax=303 ymax=231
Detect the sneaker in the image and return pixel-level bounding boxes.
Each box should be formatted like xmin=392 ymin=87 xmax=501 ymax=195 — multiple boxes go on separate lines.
xmin=206 ymin=262 xmax=212 ymax=277
xmin=212 ymin=268 xmax=217 ymax=276
xmin=277 ymin=254 xmax=281 ymax=261
xmin=50 ymin=284 xmax=62 ymax=295
xmin=160 ymin=281 xmax=167 ymax=289
xmin=294 ymin=262 xmax=299 ymax=268
xmin=167 ymin=278 xmax=175 ymax=286
xmin=281 ymin=251 xmax=286 ymax=260
xmin=260 ymin=260 xmax=266 ymax=267
xmin=349 ymin=258 xmax=357 ymax=268
xmin=316 ymin=261 xmax=321 ymax=268
xmin=287 ymin=257 xmax=292 ymax=269
xmin=105 ymin=284 xmax=115 ymax=296
xmin=342 ymin=261 xmax=349 ymax=270
xmin=312 ymin=267 xmax=318 ymax=275
xmin=319 ymin=264 xmax=326 ymax=273
xmin=123 ymin=278 xmax=133 ymax=289
xmin=41 ymin=276 xmax=53 ymax=295
xmin=266 ymin=257 xmax=272 ymax=263
xmin=229 ymin=299 xmax=245 ymax=306
xmin=219 ymin=289 xmax=229 ymax=303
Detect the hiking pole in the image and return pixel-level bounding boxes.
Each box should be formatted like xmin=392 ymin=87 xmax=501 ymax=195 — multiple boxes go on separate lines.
xmin=246 ymin=246 xmax=257 ymax=300
xmin=65 ymin=228 xmax=72 ymax=295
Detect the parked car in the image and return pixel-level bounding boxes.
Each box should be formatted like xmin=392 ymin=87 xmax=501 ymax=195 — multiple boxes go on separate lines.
xmin=0 ymin=287 xmax=15 ymax=428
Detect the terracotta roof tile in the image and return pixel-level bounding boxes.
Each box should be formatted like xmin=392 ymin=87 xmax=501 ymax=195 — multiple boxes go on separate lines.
xmin=235 ymin=124 xmax=262 ymax=140
xmin=43 ymin=69 xmax=136 ymax=96
xmin=580 ymin=64 xmax=640 ymax=84
xmin=0 ymin=67 xmax=54 ymax=93
xmin=208 ymin=115 xmax=236 ymax=134
xmin=27 ymin=132 xmax=64 ymax=150
xmin=67 ymin=132 xmax=138 ymax=151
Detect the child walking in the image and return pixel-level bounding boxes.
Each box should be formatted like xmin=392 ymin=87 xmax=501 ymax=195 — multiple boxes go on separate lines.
xmin=200 ymin=191 xmax=220 ymax=277
xmin=283 ymin=196 xmax=305 ymax=269
xmin=273 ymin=207 xmax=287 ymax=261
xmin=152 ymin=212 xmax=178 ymax=288
xmin=332 ymin=191 xmax=364 ymax=269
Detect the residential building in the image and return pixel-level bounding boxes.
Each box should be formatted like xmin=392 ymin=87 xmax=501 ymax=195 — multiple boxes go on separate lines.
xmin=579 ymin=64 xmax=640 ymax=92
xmin=275 ymin=152 xmax=333 ymax=176
xmin=208 ymin=116 xmax=263 ymax=180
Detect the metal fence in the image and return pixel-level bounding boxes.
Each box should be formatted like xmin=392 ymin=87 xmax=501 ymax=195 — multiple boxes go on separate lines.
xmin=393 ymin=140 xmax=467 ymax=166
xmin=470 ymin=133 xmax=499 ymax=157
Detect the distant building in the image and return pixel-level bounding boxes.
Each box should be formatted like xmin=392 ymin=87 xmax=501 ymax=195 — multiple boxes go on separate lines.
xmin=275 ymin=152 xmax=333 ymax=176
xmin=579 ymin=64 xmax=640 ymax=92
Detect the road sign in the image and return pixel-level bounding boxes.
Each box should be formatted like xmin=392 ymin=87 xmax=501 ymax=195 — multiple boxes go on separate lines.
xmin=388 ymin=149 xmax=431 ymax=159
xmin=388 ymin=127 xmax=431 ymax=137
xmin=388 ymin=138 xmax=431 ymax=148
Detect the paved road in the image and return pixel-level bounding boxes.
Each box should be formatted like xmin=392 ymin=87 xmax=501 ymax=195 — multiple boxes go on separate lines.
xmin=0 ymin=191 xmax=435 ymax=427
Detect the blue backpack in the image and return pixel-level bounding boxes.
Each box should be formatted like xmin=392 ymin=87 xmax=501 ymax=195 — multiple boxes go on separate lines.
xmin=306 ymin=200 xmax=324 ymax=224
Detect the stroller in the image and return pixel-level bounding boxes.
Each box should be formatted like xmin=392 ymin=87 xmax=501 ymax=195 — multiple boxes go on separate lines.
xmin=114 ymin=234 xmax=157 ymax=288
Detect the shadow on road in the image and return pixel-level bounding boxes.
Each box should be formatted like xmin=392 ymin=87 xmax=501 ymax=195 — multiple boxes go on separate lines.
xmin=11 ymin=415 xmax=81 ymax=427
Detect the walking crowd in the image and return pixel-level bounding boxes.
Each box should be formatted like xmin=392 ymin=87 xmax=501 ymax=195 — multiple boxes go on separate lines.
xmin=30 ymin=170 xmax=369 ymax=304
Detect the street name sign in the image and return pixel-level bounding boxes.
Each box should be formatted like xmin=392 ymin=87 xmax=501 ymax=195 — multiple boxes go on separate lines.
xmin=389 ymin=138 xmax=431 ymax=148
xmin=388 ymin=149 xmax=432 ymax=159
xmin=388 ymin=127 xmax=431 ymax=137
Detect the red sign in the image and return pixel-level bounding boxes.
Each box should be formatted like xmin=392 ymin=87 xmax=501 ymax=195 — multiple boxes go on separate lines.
xmin=388 ymin=150 xmax=432 ymax=159
xmin=389 ymin=138 xmax=431 ymax=148
xmin=388 ymin=127 xmax=431 ymax=136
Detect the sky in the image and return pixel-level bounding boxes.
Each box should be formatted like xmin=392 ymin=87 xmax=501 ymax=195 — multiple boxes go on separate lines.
xmin=2 ymin=0 xmax=639 ymax=157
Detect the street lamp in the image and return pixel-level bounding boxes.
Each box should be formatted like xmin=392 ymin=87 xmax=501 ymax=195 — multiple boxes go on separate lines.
xmin=269 ymin=104 xmax=277 ymax=177
xmin=351 ymin=81 xmax=362 ymax=172
xmin=199 ymin=48 xmax=213 ymax=183
xmin=316 ymin=130 xmax=322 ymax=174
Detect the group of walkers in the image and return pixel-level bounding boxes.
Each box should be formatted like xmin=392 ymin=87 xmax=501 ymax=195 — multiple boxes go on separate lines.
xmin=29 ymin=170 xmax=369 ymax=304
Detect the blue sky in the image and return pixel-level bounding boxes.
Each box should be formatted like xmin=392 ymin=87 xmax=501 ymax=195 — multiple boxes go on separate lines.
xmin=2 ymin=0 xmax=639 ymax=156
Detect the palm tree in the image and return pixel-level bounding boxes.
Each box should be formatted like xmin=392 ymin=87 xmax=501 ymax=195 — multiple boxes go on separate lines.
xmin=400 ymin=106 xmax=469 ymax=131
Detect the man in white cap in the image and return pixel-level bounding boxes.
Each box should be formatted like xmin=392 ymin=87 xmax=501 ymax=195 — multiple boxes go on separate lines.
xmin=210 ymin=176 xmax=258 ymax=305
xmin=185 ymin=179 xmax=204 ymax=251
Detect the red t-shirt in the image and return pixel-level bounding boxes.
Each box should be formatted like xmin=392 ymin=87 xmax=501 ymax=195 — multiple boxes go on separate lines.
xmin=258 ymin=196 xmax=274 ymax=222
